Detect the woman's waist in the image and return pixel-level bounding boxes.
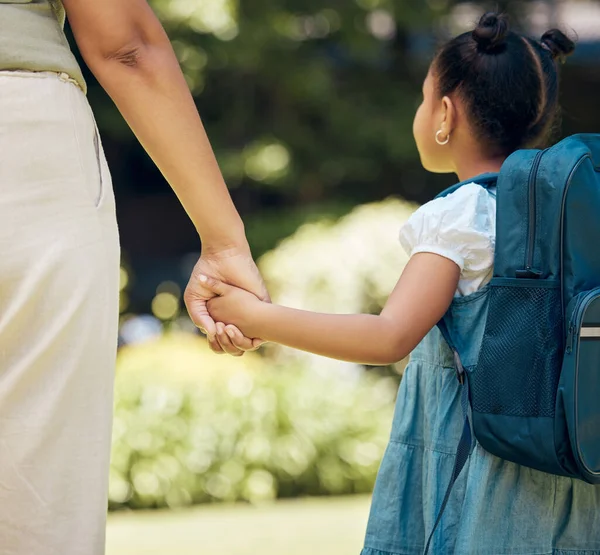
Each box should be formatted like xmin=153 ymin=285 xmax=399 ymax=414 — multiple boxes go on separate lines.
xmin=0 ymin=69 xmax=88 ymax=122
xmin=0 ymin=69 xmax=103 ymax=213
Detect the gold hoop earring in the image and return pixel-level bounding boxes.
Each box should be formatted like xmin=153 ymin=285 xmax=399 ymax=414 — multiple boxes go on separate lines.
xmin=435 ymin=130 xmax=450 ymax=146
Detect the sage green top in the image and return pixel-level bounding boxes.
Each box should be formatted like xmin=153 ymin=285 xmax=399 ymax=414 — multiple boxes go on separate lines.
xmin=0 ymin=0 xmax=86 ymax=92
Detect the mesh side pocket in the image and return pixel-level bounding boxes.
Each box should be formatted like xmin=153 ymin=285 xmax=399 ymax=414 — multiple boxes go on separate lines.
xmin=471 ymin=282 xmax=563 ymax=417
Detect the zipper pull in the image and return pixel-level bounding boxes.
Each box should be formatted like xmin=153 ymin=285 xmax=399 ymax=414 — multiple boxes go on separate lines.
xmin=516 ymin=267 xmax=543 ymax=279
xmin=566 ymin=324 xmax=574 ymax=353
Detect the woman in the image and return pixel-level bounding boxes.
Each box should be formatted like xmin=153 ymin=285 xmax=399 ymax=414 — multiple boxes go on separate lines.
xmin=0 ymin=0 xmax=263 ymax=553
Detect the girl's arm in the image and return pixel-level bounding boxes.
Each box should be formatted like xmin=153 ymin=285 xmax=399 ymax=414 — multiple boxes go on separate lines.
xmin=206 ymin=253 xmax=460 ymax=365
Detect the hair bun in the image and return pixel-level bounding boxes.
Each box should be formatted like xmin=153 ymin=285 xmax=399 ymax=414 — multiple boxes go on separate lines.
xmin=472 ymin=12 xmax=509 ymax=53
xmin=541 ymin=29 xmax=575 ymax=62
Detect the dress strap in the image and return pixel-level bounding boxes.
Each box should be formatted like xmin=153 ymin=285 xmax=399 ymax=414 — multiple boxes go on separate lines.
xmin=424 ymin=328 xmax=475 ymax=554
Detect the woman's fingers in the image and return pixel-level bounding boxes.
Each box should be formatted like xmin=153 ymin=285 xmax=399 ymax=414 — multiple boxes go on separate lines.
xmin=215 ymin=322 xmax=244 ymax=357
xmin=207 ymin=332 xmax=226 ymax=354
xmin=224 ymin=325 xmax=257 ymax=352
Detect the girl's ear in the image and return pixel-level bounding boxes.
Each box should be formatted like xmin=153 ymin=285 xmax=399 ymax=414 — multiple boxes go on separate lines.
xmin=439 ymin=95 xmax=456 ymax=136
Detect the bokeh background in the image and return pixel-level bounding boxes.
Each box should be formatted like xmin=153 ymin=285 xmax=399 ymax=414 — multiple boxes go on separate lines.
xmin=65 ymin=0 xmax=600 ymax=553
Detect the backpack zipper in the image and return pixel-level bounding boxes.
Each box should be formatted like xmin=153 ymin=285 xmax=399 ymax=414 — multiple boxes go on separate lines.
xmin=517 ymin=150 xmax=545 ymax=278
xmin=566 ymin=324 xmax=574 ymax=353
xmin=566 ymin=288 xmax=600 ymax=479
xmin=559 ymin=154 xmax=592 ymax=320
xmin=565 ymin=288 xmax=600 ymax=352
xmin=566 ymin=293 xmax=587 ymax=353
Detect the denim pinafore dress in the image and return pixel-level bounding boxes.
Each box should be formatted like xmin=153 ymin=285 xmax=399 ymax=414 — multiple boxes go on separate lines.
xmin=361 ymin=285 xmax=600 ymax=555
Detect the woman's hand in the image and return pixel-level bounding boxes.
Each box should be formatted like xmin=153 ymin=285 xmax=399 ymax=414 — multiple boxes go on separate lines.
xmin=184 ymin=244 xmax=270 ymax=355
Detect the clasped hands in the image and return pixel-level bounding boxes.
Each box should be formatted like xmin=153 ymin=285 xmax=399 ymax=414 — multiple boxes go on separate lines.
xmin=183 ymin=244 xmax=268 ymax=356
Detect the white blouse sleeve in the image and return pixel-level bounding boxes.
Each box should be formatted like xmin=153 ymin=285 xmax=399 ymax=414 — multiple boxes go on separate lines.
xmin=399 ymin=183 xmax=496 ymax=277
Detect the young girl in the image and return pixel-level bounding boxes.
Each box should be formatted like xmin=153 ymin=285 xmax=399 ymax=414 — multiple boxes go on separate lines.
xmin=203 ymin=13 xmax=600 ymax=555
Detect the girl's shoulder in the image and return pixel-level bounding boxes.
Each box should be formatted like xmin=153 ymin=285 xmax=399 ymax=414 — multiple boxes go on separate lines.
xmin=420 ymin=182 xmax=496 ymax=215
xmin=399 ymin=182 xmax=496 ymax=274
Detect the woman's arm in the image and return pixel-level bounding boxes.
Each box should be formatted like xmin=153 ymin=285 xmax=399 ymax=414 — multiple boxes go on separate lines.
xmin=62 ymin=0 xmax=269 ymax=352
xmin=207 ymin=253 xmax=460 ymax=365
xmin=63 ymin=0 xmax=241 ymax=248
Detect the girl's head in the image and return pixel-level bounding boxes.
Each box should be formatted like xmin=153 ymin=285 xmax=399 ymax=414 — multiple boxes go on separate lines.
xmin=413 ymin=12 xmax=575 ymax=176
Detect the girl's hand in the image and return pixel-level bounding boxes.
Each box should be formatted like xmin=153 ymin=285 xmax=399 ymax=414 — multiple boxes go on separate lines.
xmin=184 ymin=245 xmax=270 ymax=355
xmin=203 ymin=276 xmax=265 ymax=339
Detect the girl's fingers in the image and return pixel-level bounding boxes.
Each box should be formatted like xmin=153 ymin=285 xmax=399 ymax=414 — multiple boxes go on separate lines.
xmin=206 ymin=335 xmax=225 ymax=355
xmin=207 ymin=333 xmax=226 ymax=354
xmin=198 ymin=274 xmax=230 ymax=296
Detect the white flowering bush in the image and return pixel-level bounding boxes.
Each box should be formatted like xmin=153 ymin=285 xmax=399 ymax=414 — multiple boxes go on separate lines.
xmin=109 ymin=333 xmax=396 ymax=510
xmin=258 ymin=197 xmax=418 ymax=372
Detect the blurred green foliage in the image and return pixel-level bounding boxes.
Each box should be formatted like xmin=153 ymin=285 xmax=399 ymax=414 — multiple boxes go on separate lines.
xmin=67 ymin=0 xmax=597 ymax=271
xmin=82 ymin=0 xmax=457 ymax=219
xmin=71 ymin=0 xmax=594 ymax=269
xmin=109 ymin=333 xmax=396 ymax=510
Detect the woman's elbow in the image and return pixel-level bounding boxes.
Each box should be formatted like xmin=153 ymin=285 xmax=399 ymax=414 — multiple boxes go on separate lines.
xmin=86 ymin=37 xmax=173 ymax=87
xmin=78 ymin=32 xmax=149 ymax=74
xmin=76 ymin=13 xmax=168 ymax=72
xmin=102 ymin=42 xmax=145 ymax=67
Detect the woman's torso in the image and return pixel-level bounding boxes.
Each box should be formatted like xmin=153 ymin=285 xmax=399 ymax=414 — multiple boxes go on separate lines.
xmin=0 ymin=0 xmax=86 ymax=92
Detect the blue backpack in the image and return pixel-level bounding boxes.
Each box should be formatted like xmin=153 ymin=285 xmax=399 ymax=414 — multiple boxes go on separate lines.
xmin=425 ymin=134 xmax=600 ymax=553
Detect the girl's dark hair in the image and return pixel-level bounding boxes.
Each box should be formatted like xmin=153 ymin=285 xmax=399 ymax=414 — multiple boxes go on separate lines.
xmin=433 ymin=12 xmax=575 ymax=156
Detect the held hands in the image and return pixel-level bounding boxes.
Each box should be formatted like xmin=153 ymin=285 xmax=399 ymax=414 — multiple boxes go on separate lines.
xmin=184 ymin=245 xmax=269 ymax=355
xmin=200 ymin=275 xmax=265 ymax=340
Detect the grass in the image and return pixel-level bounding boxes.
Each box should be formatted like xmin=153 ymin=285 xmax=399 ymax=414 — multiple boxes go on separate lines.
xmin=106 ymin=495 xmax=371 ymax=555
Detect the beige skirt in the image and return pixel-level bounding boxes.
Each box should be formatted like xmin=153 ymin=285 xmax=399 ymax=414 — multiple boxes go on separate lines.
xmin=0 ymin=70 xmax=120 ymax=554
